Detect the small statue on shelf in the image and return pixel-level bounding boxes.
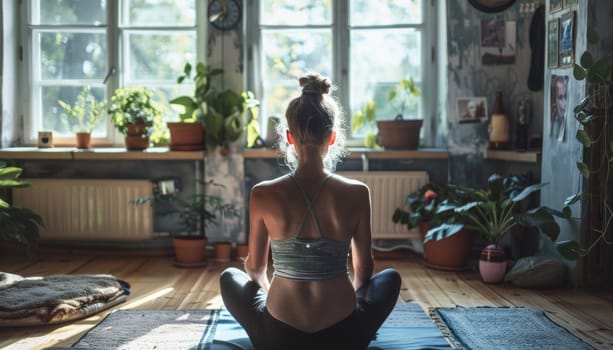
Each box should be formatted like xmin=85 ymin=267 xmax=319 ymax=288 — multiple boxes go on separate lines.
xmin=516 ymin=98 xmax=531 ymax=151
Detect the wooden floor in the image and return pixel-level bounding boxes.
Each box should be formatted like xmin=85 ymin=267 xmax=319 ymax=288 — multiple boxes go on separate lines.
xmin=1 ymin=252 xmax=612 ymax=350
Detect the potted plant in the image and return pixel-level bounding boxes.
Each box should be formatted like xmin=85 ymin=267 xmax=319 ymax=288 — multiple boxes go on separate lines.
xmin=133 ymin=180 xmax=239 ymax=265
xmin=556 ymin=28 xmax=613 ymax=261
xmin=351 ymin=100 xmax=379 ymax=148
xmin=393 ymin=182 xmax=474 ymax=270
xmin=58 ymin=86 xmax=106 ymax=149
xmin=377 ymin=77 xmax=422 ymax=149
xmin=0 ymin=161 xmax=43 ymax=256
xmin=108 ymin=86 xmax=164 ymax=151
xmin=427 ymin=174 xmax=562 ymax=283
xmin=171 ymin=62 xmax=250 ymax=156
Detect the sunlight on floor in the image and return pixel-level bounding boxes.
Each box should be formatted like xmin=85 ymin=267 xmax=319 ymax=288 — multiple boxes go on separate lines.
xmin=120 ymin=287 xmax=174 ymax=310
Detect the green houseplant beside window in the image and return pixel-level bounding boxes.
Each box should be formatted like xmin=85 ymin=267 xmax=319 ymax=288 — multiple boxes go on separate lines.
xmin=378 ymin=77 xmax=422 ymax=150
xmin=0 ymin=161 xmax=43 ymax=256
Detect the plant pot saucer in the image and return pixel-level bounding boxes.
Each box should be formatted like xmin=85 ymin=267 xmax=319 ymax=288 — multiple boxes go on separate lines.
xmin=173 ymin=259 xmax=208 ymax=268
xmin=424 ymin=260 xmax=472 ymax=272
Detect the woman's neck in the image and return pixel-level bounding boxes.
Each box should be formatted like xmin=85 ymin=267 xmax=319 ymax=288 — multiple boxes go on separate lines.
xmin=294 ymin=144 xmax=327 ymax=177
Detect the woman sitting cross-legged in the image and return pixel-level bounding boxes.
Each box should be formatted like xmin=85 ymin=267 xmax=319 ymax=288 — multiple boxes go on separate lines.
xmin=220 ymin=73 xmax=401 ymax=350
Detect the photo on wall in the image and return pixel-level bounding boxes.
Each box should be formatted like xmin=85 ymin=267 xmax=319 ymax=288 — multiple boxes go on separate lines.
xmin=550 ymin=74 xmax=568 ymax=142
xmin=547 ymin=19 xmax=559 ymax=69
xmin=550 ymin=0 xmax=562 ymax=12
xmin=481 ymin=20 xmax=516 ymax=65
xmin=559 ymin=11 xmax=575 ymax=67
xmin=457 ymin=97 xmax=488 ymax=124
xmin=563 ymin=0 xmax=578 ymax=8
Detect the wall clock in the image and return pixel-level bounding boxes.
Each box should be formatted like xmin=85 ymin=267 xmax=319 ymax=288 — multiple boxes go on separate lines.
xmin=468 ymin=0 xmax=517 ymax=13
xmin=208 ymin=0 xmax=242 ymax=31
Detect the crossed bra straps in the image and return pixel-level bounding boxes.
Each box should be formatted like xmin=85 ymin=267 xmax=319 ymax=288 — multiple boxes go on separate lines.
xmin=270 ymin=174 xmax=350 ymax=281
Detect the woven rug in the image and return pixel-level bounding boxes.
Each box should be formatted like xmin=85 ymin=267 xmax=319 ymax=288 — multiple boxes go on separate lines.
xmin=71 ymin=309 xmax=218 ymax=350
xmin=430 ymin=306 xmax=595 ymax=350
xmin=70 ymin=303 xmax=451 ymax=350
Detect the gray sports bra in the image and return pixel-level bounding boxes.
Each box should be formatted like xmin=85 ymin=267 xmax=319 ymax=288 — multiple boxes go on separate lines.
xmin=270 ymin=174 xmax=350 ymax=281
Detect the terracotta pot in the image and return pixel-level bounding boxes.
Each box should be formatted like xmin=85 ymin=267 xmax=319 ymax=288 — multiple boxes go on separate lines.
xmin=167 ymin=122 xmax=205 ymax=151
xmin=419 ymin=221 xmax=473 ymax=270
xmin=126 ymin=123 xmax=148 ymax=136
xmin=479 ymin=244 xmax=507 ymax=283
xmin=125 ymin=135 xmax=149 ymax=150
xmin=75 ymin=132 xmax=91 ymax=149
xmin=215 ymin=241 xmax=232 ymax=262
xmin=377 ymin=119 xmax=423 ymax=150
xmin=235 ymin=244 xmax=249 ymax=261
xmin=172 ymin=237 xmax=208 ymax=265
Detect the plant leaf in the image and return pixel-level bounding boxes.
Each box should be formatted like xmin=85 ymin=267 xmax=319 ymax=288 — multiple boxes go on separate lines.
xmin=424 ymin=223 xmax=465 ymax=243
xmin=511 ymin=182 xmax=547 ymax=202
xmin=573 ymin=96 xmax=590 ymax=114
xmin=577 ymin=162 xmax=590 ymax=179
xmin=564 ymin=192 xmax=582 ymax=206
xmin=586 ymin=57 xmax=610 ymax=84
xmin=556 ymin=240 xmax=581 ymax=260
xmin=580 ymin=51 xmax=594 ymax=69
xmin=573 ymin=64 xmax=587 ymax=80
xmin=576 ymin=129 xmax=593 ymax=148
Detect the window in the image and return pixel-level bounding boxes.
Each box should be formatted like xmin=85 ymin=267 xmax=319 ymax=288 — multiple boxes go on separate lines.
xmin=248 ymin=0 xmax=437 ymax=146
xmin=22 ymin=0 xmax=203 ymax=146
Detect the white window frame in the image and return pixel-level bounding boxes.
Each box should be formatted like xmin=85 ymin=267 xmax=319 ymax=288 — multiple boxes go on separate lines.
xmin=246 ymin=0 xmax=439 ymax=147
xmin=19 ymin=0 xmax=206 ymax=147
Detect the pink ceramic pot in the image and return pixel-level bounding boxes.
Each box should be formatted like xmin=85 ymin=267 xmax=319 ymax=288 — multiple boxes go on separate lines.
xmin=479 ymin=244 xmax=507 ymax=283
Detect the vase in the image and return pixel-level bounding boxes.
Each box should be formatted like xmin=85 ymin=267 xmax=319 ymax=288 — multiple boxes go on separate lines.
xmin=167 ymin=122 xmax=205 ymax=151
xmin=479 ymin=244 xmax=507 ymax=283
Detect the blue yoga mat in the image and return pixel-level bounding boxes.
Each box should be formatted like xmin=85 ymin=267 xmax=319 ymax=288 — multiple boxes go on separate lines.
xmin=211 ymin=303 xmax=451 ymax=350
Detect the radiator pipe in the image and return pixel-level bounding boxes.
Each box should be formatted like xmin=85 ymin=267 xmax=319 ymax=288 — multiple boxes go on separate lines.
xmin=361 ymin=153 xmax=369 ymax=172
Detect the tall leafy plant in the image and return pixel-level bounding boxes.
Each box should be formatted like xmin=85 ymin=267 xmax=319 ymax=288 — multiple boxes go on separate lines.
xmin=0 ymin=162 xmax=43 ymax=255
xmin=558 ymin=28 xmax=613 ymax=260
xmin=58 ymin=86 xmax=106 ymax=133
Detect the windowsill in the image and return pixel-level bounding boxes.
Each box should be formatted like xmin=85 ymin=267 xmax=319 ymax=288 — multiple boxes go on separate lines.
xmin=0 ymin=147 xmax=542 ymax=163
xmin=0 ymin=147 xmax=206 ymax=160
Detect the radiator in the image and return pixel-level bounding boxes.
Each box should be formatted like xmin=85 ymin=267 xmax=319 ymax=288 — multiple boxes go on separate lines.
xmin=12 ymin=179 xmax=154 ymax=241
xmin=337 ymin=171 xmax=429 ymax=240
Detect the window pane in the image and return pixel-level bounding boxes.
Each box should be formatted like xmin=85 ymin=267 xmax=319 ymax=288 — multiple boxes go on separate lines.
xmin=350 ymin=29 xmax=422 ymax=136
xmin=30 ymin=0 xmax=106 ymax=25
xmin=41 ymin=85 xmax=107 ymax=136
xmin=261 ymin=29 xmax=332 ymax=121
xmin=122 ymin=0 xmax=195 ymax=26
xmin=38 ymin=31 xmax=107 ymax=80
xmin=350 ymin=0 xmax=422 ymax=26
xmin=125 ymin=32 xmax=196 ymax=81
xmin=260 ymin=0 xmax=332 ymax=25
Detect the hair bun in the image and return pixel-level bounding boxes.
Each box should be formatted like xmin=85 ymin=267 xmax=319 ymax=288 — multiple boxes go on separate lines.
xmin=299 ymin=73 xmax=331 ymax=95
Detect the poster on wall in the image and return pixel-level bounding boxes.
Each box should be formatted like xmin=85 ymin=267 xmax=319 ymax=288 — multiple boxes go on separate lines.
xmin=559 ymin=11 xmax=575 ymax=67
xmin=550 ymin=0 xmax=563 ymax=13
xmin=457 ymin=97 xmax=488 ymax=124
xmin=480 ymin=19 xmax=516 ymax=65
xmin=550 ymin=74 xmax=568 ymax=142
xmin=547 ymin=19 xmax=559 ymax=69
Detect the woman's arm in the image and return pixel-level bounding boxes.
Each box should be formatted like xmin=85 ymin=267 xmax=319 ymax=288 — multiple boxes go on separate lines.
xmin=244 ymin=185 xmax=271 ymax=292
xmin=351 ymin=184 xmax=374 ymax=291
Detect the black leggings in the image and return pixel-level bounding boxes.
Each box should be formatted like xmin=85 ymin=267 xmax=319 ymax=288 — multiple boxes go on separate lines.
xmin=219 ymin=268 xmax=401 ymax=350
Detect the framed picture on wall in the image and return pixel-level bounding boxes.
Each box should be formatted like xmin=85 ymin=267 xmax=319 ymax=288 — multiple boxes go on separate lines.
xmin=457 ymin=97 xmax=488 ymax=124
xmin=563 ymin=0 xmax=578 ymax=8
xmin=547 ymin=19 xmax=559 ymax=68
xmin=550 ymin=0 xmax=562 ymax=13
xmin=559 ymin=11 xmax=576 ymax=67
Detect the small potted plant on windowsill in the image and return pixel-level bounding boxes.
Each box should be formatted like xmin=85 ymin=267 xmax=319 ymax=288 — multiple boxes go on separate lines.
xmin=378 ymin=77 xmax=422 ymax=149
xmin=108 ymin=86 xmax=164 ymax=151
xmin=58 ymin=86 xmax=106 ymax=149
xmin=351 ymin=99 xmax=380 ymax=149
xmin=0 ymin=162 xmax=43 ymax=257
xmin=133 ymin=180 xmax=239 ymax=266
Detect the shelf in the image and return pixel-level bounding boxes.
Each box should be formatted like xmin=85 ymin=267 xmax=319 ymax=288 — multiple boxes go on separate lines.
xmin=0 ymin=147 xmax=206 ymax=161
xmin=485 ymin=149 xmax=541 ymax=163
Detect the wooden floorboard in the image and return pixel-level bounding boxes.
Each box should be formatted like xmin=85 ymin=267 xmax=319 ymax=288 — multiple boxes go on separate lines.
xmin=0 ymin=252 xmax=611 ymax=349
